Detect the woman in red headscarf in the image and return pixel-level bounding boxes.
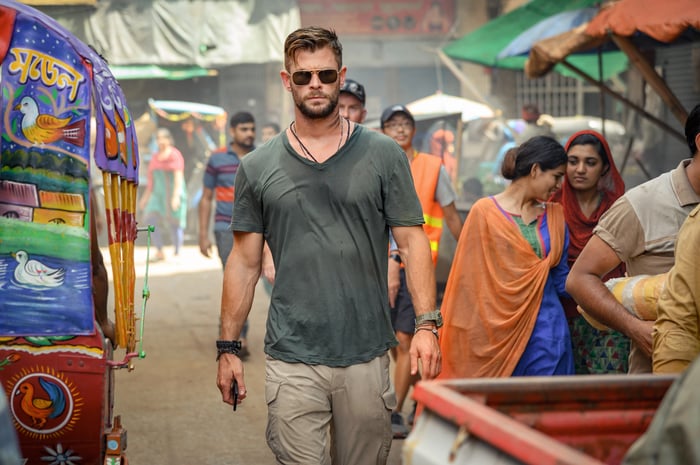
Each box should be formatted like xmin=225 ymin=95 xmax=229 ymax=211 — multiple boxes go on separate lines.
xmin=550 ymin=130 xmax=627 ymax=374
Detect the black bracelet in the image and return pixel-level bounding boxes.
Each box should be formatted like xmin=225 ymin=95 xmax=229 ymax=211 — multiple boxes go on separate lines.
xmin=216 ymin=340 xmax=242 ymax=360
xmin=389 ymin=253 xmax=402 ymax=264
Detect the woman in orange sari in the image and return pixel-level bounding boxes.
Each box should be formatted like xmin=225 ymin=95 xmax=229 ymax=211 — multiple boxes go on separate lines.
xmin=550 ymin=130 xmax=627 ymax=373
xmin=439 ymin=136 xmax=573 ymax=378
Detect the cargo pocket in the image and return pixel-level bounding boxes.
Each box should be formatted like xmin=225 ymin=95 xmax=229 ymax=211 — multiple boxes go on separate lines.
xmin=379 ymin=354 xmax=395 ymax=460
xmin=265 ymin=380 xmax=283 ymax=459
xmin=381 ymin=380 xmax=397 ymax=413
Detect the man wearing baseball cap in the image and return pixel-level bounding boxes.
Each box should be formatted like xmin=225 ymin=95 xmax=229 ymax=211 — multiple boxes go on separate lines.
xmin=381 ymin=104 xmax=463 ymax=438
xmin=339 ymin=78 xmax=367 ymax=124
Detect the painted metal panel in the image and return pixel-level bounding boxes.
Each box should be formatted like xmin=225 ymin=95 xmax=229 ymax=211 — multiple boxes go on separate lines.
xmin=406 ymin=375 xmax=676 ymax=465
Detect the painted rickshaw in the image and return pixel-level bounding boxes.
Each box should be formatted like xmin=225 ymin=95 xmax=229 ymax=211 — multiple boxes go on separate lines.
xmin=0 ymin=2 xmax=147 ymax=463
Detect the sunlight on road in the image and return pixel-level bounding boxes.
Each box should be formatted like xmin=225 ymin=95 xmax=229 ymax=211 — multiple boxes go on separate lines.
xmin=101 ymin=245 xmax=222 ymax=279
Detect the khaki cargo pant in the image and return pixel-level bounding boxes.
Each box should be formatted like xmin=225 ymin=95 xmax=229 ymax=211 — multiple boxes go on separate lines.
xmin=265 ymin=353 xmax=395 ymax=465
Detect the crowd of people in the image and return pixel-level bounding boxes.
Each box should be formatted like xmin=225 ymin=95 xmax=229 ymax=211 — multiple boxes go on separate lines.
xmin=129 ymin=25 xmax=700 ymax=465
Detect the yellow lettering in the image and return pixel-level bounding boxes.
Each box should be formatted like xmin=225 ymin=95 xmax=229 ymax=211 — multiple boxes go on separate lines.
xmin=7 ymin=48 xmax=85 ymax=101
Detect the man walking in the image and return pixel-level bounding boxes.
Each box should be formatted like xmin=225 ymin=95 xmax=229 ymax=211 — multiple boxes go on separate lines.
xmin=215 ymin=27 xmax=441 ymax=465
xmin=260 ymin=121 xmax=280 ymax=144
xmin=381 ymin=104 xmax=463 ymax=438
xmin=338 ymin=78 xmax=367 ymax=123
xmin=567 ymin=103 xmax=700 ymax=373
xmin=199 ymin=111 xmax=256 ymax=356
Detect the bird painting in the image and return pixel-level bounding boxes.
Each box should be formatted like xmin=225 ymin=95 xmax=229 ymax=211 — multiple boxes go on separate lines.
xmin=16 ymin=377 xmax=67 ymax=428
xmin=12 ymin=250 xmax=66 ymax=288
xmin=14 ymin=96 xmax=86 ymax=146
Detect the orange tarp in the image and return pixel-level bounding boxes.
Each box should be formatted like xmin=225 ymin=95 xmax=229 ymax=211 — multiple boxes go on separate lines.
xmin=526 ymin=0 xmax=700 ymax=78
xmin=586 ymin=0 xmax=700 ymax=43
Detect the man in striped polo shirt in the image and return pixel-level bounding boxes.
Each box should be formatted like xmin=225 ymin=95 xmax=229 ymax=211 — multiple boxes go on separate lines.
xmin=199 ymin=111 xmax=256 ymax=356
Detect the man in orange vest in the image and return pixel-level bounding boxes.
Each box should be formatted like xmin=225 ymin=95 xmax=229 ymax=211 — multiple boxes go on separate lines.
xmin=381 ymin=104 xmax=463 ymax=438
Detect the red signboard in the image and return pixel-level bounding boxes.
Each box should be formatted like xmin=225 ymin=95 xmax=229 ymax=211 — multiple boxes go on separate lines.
xmin=299 ymin=0 xmax=456 ymax=36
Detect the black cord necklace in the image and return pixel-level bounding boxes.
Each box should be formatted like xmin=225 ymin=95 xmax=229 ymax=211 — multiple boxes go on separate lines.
xmin=289 ymin=118 xmax=347 ymax=163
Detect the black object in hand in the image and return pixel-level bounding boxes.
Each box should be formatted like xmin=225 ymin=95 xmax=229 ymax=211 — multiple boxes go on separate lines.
xmin=231 ymin=379 xmax=239 ymax=411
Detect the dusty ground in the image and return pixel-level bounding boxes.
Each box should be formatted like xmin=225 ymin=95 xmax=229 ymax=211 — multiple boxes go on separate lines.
xmin=106 ymin=245 xmax=407 ymax=465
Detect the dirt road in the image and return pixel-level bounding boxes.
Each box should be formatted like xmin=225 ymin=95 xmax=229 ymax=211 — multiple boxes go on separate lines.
xmin=107 ymin=245 xmax=405 ymax=464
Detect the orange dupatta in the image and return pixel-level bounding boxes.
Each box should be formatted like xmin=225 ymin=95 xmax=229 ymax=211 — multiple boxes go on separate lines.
xmin=438 ymin=198 xmax=566 ymax=378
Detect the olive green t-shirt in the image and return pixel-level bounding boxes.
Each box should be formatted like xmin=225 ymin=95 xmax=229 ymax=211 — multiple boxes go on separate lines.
xmin=232 ymin=125 xmax=424 ymax=366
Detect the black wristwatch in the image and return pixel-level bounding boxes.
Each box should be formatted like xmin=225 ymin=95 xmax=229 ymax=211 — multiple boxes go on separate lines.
xmin=389 ymin=253 xmax=402 ymax=264
xmin=216 ymin=340 xmax=242 ymax=360
xmin=415 ymin=309 xmax=443 ymax=328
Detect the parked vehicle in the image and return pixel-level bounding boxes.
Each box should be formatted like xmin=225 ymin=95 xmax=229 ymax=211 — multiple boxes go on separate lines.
xmin=405 ymin=375 xmax=676 ymax=465
xmin=0 ymin=3 xmax=145 ymax=463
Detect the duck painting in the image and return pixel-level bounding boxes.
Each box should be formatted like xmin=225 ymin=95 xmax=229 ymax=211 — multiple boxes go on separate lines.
xmin=12 ymin=250 xmax=65 ymax=288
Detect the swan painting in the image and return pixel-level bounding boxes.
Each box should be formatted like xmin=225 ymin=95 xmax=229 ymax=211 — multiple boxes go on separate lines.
xmin=12 ymin=250 xmax=65 ymax=288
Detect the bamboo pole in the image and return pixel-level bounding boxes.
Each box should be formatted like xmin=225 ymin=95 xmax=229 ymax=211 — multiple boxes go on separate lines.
xmin=612 ymin=34 xmax=688 ymax=126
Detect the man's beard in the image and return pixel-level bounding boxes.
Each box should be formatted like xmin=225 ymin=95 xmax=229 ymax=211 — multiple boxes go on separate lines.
xmin=237 ymin=138 xmax=255 ymax=151
xmin=293 ymin=87 xmax=339 ymax=119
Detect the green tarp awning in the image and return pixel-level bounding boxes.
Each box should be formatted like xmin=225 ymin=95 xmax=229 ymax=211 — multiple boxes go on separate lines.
xmin=109 ymin=65 xmax=217 ymax=81
xmin=443 ymin=0 xmax=628 ymax=80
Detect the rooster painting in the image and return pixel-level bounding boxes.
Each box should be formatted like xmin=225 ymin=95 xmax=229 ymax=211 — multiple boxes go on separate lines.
xmin=16 ymin=377 xmax=67 ymax=428
xmin=14 ymin=96 xmax=86 ymax=147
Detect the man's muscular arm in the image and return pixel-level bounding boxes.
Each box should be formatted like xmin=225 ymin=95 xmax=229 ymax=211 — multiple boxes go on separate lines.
xmin=566 ymin=235 xmax=653 ymax=356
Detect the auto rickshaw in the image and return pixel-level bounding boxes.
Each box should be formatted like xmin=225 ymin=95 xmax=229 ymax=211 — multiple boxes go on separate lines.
xmin=0 ymin=2 xmax=147 ymax=463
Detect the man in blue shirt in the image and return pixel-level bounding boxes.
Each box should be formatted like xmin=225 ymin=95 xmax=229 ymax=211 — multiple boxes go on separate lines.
xmin=199 ymin=111 xmax=255 ymax=356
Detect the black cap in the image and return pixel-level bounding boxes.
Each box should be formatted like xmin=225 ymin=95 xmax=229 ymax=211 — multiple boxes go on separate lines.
xmin=340 ymin=79 xmax=366 ymax=105
xmin=380 ymin=104 xmax=414 ymax=129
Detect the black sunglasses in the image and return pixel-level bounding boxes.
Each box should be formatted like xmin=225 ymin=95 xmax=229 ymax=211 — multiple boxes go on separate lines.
xmin=291 ymin=69 xmax=339 ymax=86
